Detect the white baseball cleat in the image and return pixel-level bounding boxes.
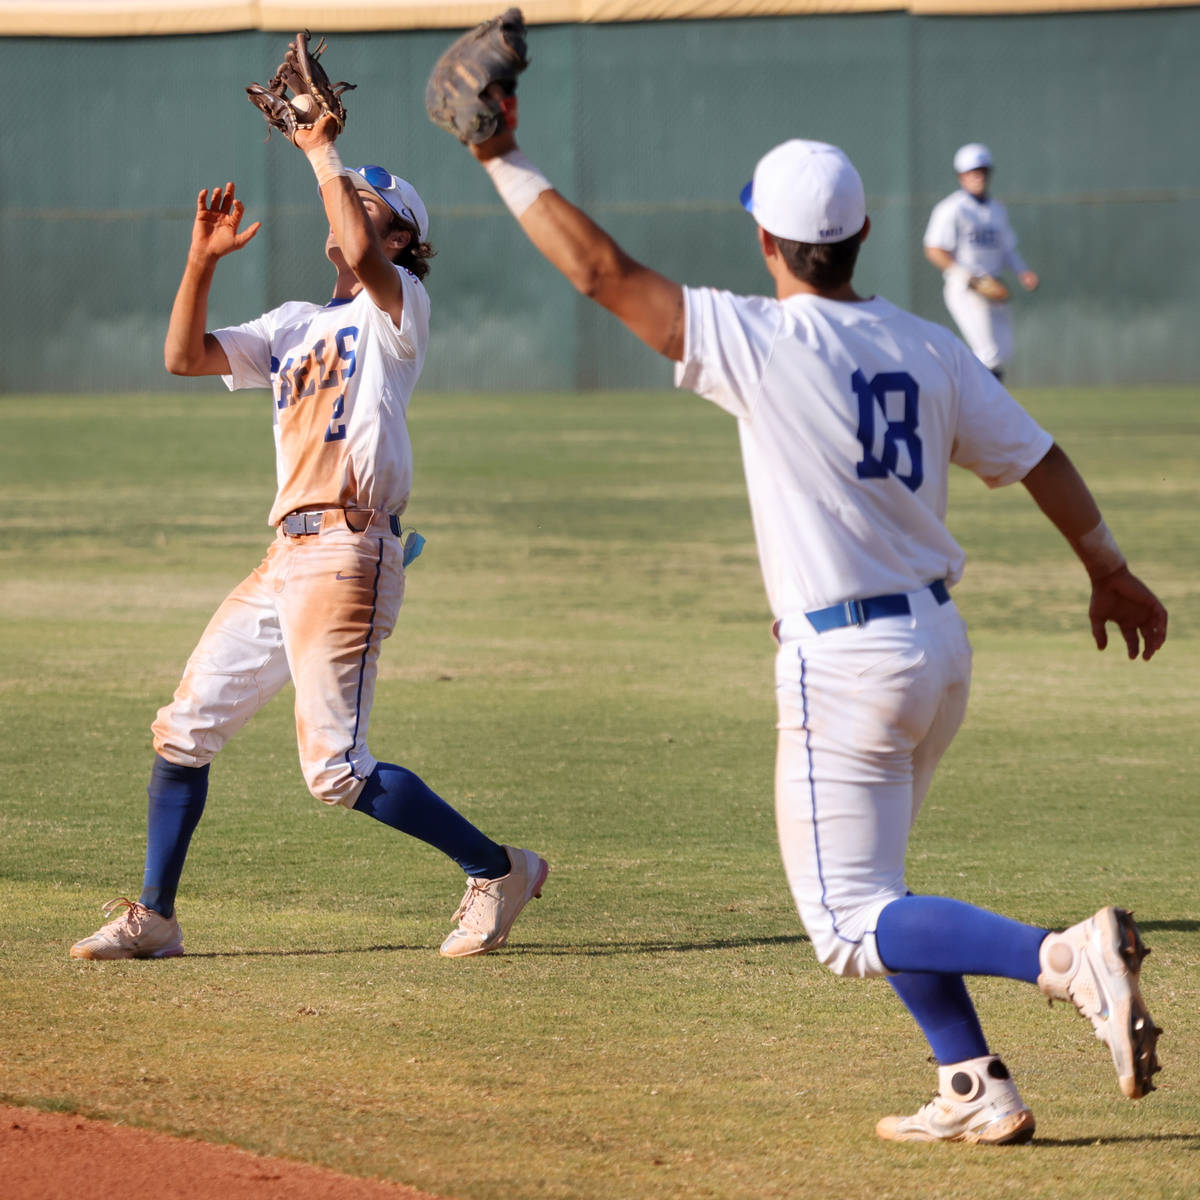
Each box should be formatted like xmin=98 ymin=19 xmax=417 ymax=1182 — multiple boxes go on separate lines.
xmin=440 ymin=846 xmax=548 ymax=958
xmin=1037 ymin=905 xmax=1161 ymax=1099
xmin=876 ymin=1055 xmax=1036 ymax=1145
xmin=69 ymin=897 xmax=184 ymax=960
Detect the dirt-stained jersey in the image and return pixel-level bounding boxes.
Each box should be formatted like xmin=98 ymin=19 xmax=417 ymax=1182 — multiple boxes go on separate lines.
xmin=214 ymin=264 xmax=430 ymax=526
xmin=675 ymin=288 xmax=1053 ymax=619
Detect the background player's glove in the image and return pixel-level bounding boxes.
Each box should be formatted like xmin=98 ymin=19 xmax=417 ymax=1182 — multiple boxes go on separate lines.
xmin=246 ymin=32 xmax=356 ymax=144
xmin=425 ymin=8 xmax=529 ymax=144
xmin=968 ymin=274 xmax=1011 ymax=303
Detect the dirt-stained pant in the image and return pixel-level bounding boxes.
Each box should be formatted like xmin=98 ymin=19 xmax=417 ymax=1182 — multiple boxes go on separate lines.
xmin=153 ymin=520 xmax=405 ymax=806
xmin=774 ymin=587 xmax=973 ymax=978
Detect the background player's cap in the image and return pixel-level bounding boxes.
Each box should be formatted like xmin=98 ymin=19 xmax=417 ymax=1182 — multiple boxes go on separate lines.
xmin=953 ymin=143 xmax=993 ymax=174
xmin=349 ymin=165 xmax=430 ymax=242
xmin=739 ymin=139 xmax=866 ymax=244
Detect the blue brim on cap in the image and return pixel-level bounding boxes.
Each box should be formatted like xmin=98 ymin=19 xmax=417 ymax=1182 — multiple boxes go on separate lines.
xmin=739 ymin=180 xmax=754 ymax=214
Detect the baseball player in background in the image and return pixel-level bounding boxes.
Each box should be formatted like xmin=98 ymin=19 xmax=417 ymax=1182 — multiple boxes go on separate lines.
xmin=71 ymin=112 xmax=547 ymax=963
xmin=924 ymin=143 xmax=1039 ymax=381
xmin=440 ymin=81 xmax=1166 ymax=1142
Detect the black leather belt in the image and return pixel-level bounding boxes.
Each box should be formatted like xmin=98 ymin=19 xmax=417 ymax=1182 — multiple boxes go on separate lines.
xmin=805 ymin=580 xmax=950 ymax=633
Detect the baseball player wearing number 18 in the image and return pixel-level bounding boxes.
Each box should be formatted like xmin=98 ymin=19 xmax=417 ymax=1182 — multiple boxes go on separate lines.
xmin=71 ymin=87 xmax=546 ymax=962
xmin=427 ymin=11 xmax=1166 ymax=1143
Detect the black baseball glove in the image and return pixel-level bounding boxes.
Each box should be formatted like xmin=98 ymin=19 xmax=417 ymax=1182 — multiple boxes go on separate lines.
xmin=425 ymin=9 xmax=529 ymax=145
xmin=246 ymin=31 xmax=356 ymax=143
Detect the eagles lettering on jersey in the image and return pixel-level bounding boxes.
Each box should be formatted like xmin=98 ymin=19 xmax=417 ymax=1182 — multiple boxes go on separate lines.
xmin=923 ymin=191 xmax=1027 ymax=281
xmin=967 ymin=227 xmax=999 ymax=248
xmin=271 ymin=326 xmax=359 ymax=443
xmin=213 ymin=264 xmax=431 ymax=527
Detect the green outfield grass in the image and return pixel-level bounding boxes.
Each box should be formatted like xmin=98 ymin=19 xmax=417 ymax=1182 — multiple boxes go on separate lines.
xmin=0 ymin=386 xmax=1197 ymax=1200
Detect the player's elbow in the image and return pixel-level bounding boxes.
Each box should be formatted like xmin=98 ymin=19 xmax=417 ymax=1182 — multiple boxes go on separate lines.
xmin=571 ymin=261 xmax=614 ymax=304
xmin=568 ymin=242 xmax=632 ymax=305
xmin=340 ymin=242 xmax=374 ymax=276
xmin=338 ymin=229 xmax=387 ymax=279
xmin=164 ymin=350 xmax=216 ymax=377
xmin=164 ymin=348 xmax=199 ymax=376
xmin=165 ymin=333 xmax=229 ymax=377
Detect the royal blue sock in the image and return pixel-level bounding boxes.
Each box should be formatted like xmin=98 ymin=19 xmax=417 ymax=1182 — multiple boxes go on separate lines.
xmin=875 ymin=895 xmax=1047 ymax=983
xmin=352 ymin=763 xmax=509 ymax=879
xmin=887 ymin=972 xmax=990 ymax=1064
xmin=139 ymin=755 xmax=209 ymax=918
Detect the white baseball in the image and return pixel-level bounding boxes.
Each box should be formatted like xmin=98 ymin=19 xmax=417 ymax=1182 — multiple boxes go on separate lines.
xmin=291 ymin=94 xmax=318 ymax=121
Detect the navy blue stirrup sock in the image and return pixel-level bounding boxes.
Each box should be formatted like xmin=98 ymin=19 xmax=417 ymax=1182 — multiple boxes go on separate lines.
xmin=875 ymin=895 xmax=1047 ymax=983
xmin=139 ymin=755 xmax=209 ymax=918
xmin=353 ymin=763 xmax=509 ymax=879
xmin=887 ymin=972 xmax=990 ymax=1065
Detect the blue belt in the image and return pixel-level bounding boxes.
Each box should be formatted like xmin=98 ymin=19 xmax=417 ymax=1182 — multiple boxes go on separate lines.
xmin=805 ymin=580 xmax=950 ymax=633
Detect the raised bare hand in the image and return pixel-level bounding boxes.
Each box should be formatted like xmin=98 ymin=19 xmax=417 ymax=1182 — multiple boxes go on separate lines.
xmin=190 ymin=182 xmax=261 ymax=262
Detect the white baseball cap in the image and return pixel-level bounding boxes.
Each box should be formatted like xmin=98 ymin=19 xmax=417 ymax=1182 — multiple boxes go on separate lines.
xmin=349 ymin=164 xmax=430 ymax=242
xmin=739 ymin=139 xmax=866 ymax=244
xmin=953 ymin=143 xmax=993 ymax=174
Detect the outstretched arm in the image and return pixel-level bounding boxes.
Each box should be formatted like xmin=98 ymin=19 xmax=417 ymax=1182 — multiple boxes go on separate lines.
xmin=468 ymin=102 xmax=685 ymax=362
xmin=164 ymin=183 xmax=261 ymax=375
xmin=294 ymin=114 xmax=408 ymax=326
xmin=1021 ymin=443 xmax=1167 ymax=660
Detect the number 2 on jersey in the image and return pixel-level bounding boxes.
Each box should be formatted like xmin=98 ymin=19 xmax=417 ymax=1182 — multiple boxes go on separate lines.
xmin=852 ymin=369 xmax=923 ymax=491
xmin=324 ymin=327 xmax=359 ymax=443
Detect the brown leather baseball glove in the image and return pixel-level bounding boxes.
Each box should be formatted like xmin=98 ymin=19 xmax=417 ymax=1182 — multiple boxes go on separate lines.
xmin=246 ymin=31 xmax=356 ymax=144
xmin=968 ymin=274 xmax=1010 ymax=303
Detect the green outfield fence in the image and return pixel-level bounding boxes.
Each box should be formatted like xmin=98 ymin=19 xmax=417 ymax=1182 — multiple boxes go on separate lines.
xmin=2 ymin=7 xmax=1197 ymax=392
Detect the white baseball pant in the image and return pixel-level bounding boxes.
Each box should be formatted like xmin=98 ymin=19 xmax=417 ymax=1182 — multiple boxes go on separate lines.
xmin=943 ymin=274 xmax=1013 ymax=372
xmin=152 ymin=511 xmax=405 ymax=806
xmin=774 ymin=586 xmax=973 ymax=978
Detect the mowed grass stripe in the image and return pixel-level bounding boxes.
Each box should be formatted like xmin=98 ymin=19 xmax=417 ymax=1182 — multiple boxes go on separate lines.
xmin=0 ymin=387 xmax=1197 ymax=1199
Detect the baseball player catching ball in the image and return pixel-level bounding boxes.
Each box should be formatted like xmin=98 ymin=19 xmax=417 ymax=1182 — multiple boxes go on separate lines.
xmin=924 ymin=143 xmax=1039 ymax=381
xmin=425 ymin=14 xmax=1165 ymax=1143
xmin=70 ymin=102 xmax=547 ymax=963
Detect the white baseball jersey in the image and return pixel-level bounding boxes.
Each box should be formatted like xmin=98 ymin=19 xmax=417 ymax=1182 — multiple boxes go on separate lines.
xmin=675 ymin=288 xmax=1053 ymax=622
xmin=677 ymin=285 xmax=1053 ymax=978
xmin=923 ymin=190 xmax=1028 ymax=279
xmin=154 ymin=269 xmax=429 ymax=806
xmin=214 ymin=264 xmax=430 ymax=526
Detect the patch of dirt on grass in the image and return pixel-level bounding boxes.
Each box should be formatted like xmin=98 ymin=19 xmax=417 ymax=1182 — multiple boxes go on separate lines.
xmin=1 ymin=1105 xmax=451 ymax=1200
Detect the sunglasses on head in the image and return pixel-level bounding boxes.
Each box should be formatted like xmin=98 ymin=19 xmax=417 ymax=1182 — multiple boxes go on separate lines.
xmin=354 ymin=165 xmax=419 ymax=233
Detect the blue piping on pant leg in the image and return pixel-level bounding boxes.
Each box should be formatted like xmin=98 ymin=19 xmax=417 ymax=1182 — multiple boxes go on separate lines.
xmin=798 ymin=643 xmax=862 ymax=953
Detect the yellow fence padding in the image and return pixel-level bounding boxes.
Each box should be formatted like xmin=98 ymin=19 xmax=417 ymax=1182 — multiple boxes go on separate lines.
xmin=1 ymin=0 xmax=1195 ymax=37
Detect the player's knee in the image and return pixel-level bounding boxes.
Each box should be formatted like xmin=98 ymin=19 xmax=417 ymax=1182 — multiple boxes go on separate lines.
xmin=308 ymin=780 xmax=360 ymax=807
xmin=813 ymin=937 xmax=876 ymax=979
xmin=301 ymin=759 xmax=373 ymax=808
xmin=151 ymin=725 xmax=219 ymax=768
xmin=805 ymin=913 xmax=891 ymax=979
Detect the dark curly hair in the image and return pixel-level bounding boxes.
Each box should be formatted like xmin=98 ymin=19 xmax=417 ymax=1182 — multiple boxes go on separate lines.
xmin=389 ymin=216 xmax=436 ymax=282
